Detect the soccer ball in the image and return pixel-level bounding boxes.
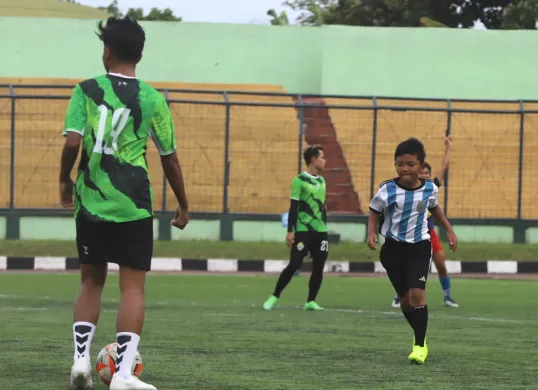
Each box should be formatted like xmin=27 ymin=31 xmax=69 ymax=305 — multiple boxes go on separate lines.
xmin=95 ymin=343 xmax=143 ymax=385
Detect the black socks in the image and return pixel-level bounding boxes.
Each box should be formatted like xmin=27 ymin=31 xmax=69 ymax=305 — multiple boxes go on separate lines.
xmin=401 ymin=305 xmax=428 ymax=347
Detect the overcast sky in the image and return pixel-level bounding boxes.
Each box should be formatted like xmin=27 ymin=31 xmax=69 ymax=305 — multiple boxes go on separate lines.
xmin=77 ymin=0 xmax=301 ymax=24
xmin=76 ymin=0 xmax=488 ymax=28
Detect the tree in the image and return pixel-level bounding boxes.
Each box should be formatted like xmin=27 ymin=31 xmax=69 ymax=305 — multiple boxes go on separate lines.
xmin=98 ymin=0 xmax=182 ymax=21
xmin=279 ymin=0 xmax=537 ymax=29
xmin=267 ymin=9 xmax=290 ymax=25
xmin=501 ymin=0 xmax=538 ymax=29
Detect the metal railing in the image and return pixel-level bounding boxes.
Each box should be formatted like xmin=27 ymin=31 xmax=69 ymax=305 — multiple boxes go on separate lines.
xmin=1 ymin=84 xmax=537 ymax=220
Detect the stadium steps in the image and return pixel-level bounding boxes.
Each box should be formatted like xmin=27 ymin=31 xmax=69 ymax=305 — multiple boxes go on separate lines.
xmin=299 ymin=97 xmax=363 ymax=214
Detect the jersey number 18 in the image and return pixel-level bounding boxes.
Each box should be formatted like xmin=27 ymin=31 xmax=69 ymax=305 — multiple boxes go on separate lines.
xmin=93 ymin=105 xmax=131 ymax=155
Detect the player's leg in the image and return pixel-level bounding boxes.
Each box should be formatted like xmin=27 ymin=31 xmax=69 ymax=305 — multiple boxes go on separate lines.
xmin=263 ymin=233 xmax=310 ymax=310
xmin=391 ymin=290 xmax=401 ymax=308
xmin=70 ymin=215 xmax=107 ymax=390
xmin=380 ymin=239 xmax=410 ymax=322
xmin=430 ymin=229 xmax=458 ymax=307
xmin=404 ymin=240 xmax=432 ymax=365
xmin=304 ymin=233 xmax=328 ymax=311
xmin=109 ymin=217 xmax=156 ymax=390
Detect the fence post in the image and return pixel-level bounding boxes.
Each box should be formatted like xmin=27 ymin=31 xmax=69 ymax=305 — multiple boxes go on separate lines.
xmin=6 ymin=85 xmax=19 ymax=239
xmin=369 ymin=97 xmax=378 ymax=201
xmin=9 ymin=85 xmax=15 ymax=210
xmin=437 ymin=100 xmax=453 ymax=242
xmin=514 ymin=100 xmax=526 ymax=243
xmin=443 ymin=100 xmax=451 ymax=215
xmin=297 ymin=95 xmax=305 ymax=174
xmin=220 ymin=92 xmax=233 ymax=241
xmin=223 ymin=92 xmax=231 ymax=213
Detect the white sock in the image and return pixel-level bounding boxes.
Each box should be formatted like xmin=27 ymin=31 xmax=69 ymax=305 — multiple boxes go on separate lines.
xmin=73 ymin=322 xmax=96 ymax=363
xmin=115 ymin=332 xmax=141 ymax=379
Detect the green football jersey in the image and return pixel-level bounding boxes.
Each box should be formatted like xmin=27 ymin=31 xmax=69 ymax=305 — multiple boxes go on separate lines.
xmin=63 ymin=74 xmax=176 ymax=222
xmin=290 ymin=172 xmax=327 ymax=233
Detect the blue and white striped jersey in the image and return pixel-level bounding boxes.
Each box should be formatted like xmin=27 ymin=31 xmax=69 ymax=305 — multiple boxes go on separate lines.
xmin=369 ymin=179 xmax=439 ymax=243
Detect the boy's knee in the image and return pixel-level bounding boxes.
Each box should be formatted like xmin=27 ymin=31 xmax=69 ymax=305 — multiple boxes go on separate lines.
xmin=80 ymin=264 xmax=107 ymax=287
xmin=312 ymin=255 xmax=326 ymax=271
xmin=285 ymin=262 xmax=301 ymax=273
xmin=407 ymin=288 xmax=426 ymax=306
xmin=287 ymin=254 xmax=305 ymax=271
xmin=119 ymin=266 xmax=147 ymax=293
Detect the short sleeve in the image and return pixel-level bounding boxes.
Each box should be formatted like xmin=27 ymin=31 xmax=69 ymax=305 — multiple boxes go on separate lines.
xmin=290 ymin=177 xmax=302 ymax=200
xmin=369 ymin=185 xmax=388 ymax=213
xmin=428 ymin=183 xmax=439 ymax=209
xmin=150 ymin=95 xmax=176 ymax=156
xmin=433 ymin=177 xmax=441 ymax=188
xmin=63 ymin=84 xmax=87 ymax=136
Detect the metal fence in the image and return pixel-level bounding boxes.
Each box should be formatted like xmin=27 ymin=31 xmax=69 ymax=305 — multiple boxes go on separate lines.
xmin=1 ymin=84 xmax=537 ymax=220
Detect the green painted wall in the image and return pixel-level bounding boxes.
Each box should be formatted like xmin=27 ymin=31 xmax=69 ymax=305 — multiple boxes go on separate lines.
xmin=0 ymin=18 xmax=321 ymax=94
xmin=4 ymin=217 xmax=517 ymax=244
xmin=171 ymin=220 xmax=220 ymax=241
xmin=320 ymin=26 xmax=538 ymax=99
xmin=1 ymin=17 xmax=537 ymax=99
xmin=19 ymin=217 xmax=160 ymax=240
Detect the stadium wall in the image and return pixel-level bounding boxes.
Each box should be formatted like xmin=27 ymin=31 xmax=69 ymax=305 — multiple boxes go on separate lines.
xmin=1 ymin=17 xmax=538 ymax=99
xmin=0 ymin=215 xmax=534 ymax=244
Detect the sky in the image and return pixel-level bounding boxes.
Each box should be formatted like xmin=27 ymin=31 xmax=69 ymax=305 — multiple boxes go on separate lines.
xmin=77 ymin=0 xmax=301 ymax=24
xmin=76 ymin=0 xmax=487 ymax=28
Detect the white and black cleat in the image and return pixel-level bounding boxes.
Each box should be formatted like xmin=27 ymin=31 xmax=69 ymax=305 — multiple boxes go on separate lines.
xmin=444 ymin=298 xmax=459 ymax=308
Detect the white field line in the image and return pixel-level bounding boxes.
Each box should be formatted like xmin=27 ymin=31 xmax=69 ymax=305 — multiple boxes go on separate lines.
xmin=0 ymin=294 xmax=533 ymax=324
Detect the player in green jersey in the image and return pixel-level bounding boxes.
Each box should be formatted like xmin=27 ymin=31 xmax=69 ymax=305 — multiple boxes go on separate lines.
xmin=263 ymin=146 xmax=328 ymax=311
xmin=60 ymin=17 xmax=189 ymax=390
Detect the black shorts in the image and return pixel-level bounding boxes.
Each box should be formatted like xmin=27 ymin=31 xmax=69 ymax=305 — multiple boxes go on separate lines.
xmin=380 ymin=237 xmax=432 ymax=297
xmin=292 ymin=231 xmax=329 ymax=262
xmin=76 ymin=213 xmax=154 ymax=271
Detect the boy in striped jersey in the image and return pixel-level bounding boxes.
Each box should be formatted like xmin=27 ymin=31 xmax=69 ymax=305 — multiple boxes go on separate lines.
xmin=391 ymin=136 xmax=458 ymax=308
xmin=367 ymin=138 xmax=457 ymax=365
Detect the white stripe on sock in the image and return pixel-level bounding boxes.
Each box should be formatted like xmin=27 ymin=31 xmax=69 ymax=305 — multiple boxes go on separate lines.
xmin=116 ymin=332 xmax=140 ymax=380
xmin=73 ymin=321 xmax=96 ymax=362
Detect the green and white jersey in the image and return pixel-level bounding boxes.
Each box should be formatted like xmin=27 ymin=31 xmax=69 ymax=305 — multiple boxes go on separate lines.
xmin=63 ymin=73 xmax=176 ymax=222
xmin=290 ymin=172 xmax=327 ymax=233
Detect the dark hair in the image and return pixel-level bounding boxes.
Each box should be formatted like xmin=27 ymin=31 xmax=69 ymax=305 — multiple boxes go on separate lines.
xmin=423 ymin=162 xmax=432 ymax=173
xmin=97 ymin=16 xmax=146 ymax=63
xmin=394 ymin=137 xmax=426 ymax=163
xmin=303 ymin=145 xmax=323 ymax=165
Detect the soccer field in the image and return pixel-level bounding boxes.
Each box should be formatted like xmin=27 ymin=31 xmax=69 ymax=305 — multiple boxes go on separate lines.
xmin=0 ymin=273 xmax=536 ymax=389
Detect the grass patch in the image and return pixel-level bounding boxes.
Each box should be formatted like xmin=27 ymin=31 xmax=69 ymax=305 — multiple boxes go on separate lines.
xmin=1 ymin=239 xmax=538 ymax=261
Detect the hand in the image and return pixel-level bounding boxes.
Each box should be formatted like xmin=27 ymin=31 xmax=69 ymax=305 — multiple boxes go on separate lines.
xmin=60 ymin=179 xmax=75 ymax=208
xmin=172 ymin=207 xmax=189 ymax=230
xmin=447 ymin=230 xmax=458 ymax=252
xmin=445 ymin=135 xmax=452 ymax=148
xmin=286 ymin=232 xmax=295 ymax=248
xmin=367 ymin=232 xmax=378 ymax=250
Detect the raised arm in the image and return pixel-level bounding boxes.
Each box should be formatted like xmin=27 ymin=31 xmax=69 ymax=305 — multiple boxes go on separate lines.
xmin=435 ymin=136 xmax=452 ymax=186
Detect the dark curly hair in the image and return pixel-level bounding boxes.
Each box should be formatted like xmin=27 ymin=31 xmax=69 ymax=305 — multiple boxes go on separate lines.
xmin=97 ymin=16 xmax=146 ymax=63
xmin=394 ymin=137 xmax=426 ymax=163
